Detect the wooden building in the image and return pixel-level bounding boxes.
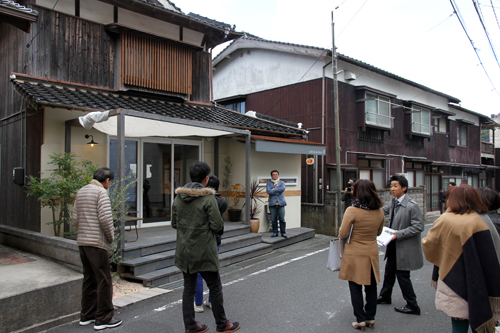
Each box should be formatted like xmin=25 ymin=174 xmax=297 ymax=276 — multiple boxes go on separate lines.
xmin=212 ymin=34 xmax=500 ymax=213
xmin=1 ymin=1 xmax=318 ymax=234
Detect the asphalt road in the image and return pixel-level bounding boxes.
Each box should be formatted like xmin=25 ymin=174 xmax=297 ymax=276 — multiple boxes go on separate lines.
xmin=48 ymin=223 xmax=451 ymax=333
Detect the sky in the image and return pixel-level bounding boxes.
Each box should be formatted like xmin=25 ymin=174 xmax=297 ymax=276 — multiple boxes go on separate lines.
xmin=175 ymin=0 xmax=500 ymax=117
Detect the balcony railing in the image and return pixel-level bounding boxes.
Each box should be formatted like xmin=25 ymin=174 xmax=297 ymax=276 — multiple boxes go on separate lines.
xmin=481 ymin=142 xmax=494 ymax=154
xmin=365 ymin=112 xmax=394 ymax=129
xmin=412 ymin=122 xmax=432 ymax=136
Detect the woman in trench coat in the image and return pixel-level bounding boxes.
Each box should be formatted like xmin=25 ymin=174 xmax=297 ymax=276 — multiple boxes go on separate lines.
xmin=339 ymin=179 xmax=385 ymax=331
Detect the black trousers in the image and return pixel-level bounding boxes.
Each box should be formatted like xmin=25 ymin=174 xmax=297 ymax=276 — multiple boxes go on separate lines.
xmin=348 ymin=269 xmax=377 ymax=322
xmin=379 ymin=243 xmax=418 ymax=308
xmin=79 ymin=246 xmax=114 ymax=323
xmin=183 ymin=271 xmax=228 ymax=331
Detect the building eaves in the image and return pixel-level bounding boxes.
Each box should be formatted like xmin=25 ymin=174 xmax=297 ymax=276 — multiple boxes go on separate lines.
xmin=187 ymin=13 xmax=235 ymax=32
xmin=98 ymin=0 xmax=242 ymax=47
xmin=214 ymin=34 xmax=461 ymax=104
xmin=449 ymin=103 xmax=500 ymax=127
xmin=10 ymin=74 xmax=306 ymax=137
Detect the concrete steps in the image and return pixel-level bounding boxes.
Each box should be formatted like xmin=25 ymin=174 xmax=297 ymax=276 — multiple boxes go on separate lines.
xmin=120 ymin=224 xmax=315 ymax=288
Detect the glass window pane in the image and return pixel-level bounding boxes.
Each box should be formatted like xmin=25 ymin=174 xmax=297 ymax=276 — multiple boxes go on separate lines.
xmin=109 ymin=140 xmax=138 ymax=213
xmin=379 ymin=97 xmax=390 ymax=116
xmin=143 ymin=142 xmax=172 ymax=223
xmin=366 ymin=98 xmax=377 ymax=114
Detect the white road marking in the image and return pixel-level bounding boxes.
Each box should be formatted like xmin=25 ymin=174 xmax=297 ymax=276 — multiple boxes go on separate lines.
xmin=154 ymin=247 xmax=329 ymax=312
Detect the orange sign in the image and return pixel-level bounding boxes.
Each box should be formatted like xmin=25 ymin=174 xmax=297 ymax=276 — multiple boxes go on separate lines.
xmin=306 ymin=157 xmax=314 ymax=165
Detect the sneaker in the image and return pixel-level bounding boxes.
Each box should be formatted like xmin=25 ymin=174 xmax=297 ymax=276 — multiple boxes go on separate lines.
xmin=94 ymin=318 xmax=122 ymax=330
xmin=185 ymin=322 xmax=208 ymax=333
xmin=79 ymin=317 xmax=95 ymax=326
xmin=194 ymin=302 xmax=204 ymax=313
xmin=203 ymin=300 xmax=212 ymax=309
xmin=216 ymin=321 xmax=240 ymax=332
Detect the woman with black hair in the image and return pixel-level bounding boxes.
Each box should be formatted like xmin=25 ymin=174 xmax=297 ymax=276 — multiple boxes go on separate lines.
xmin=338 ymin=179 xmax=385 ymax=331
xmin=477 ymin=187 xmax=500 ymax=236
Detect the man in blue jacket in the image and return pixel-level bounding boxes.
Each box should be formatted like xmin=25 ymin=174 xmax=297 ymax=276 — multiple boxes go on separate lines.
xmin=267 ymin=170 xmax=287 ymax=238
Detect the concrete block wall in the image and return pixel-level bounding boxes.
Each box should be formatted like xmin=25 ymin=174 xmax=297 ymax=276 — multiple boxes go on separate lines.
xmin=301 ymin=186 xmax=427 ymax=236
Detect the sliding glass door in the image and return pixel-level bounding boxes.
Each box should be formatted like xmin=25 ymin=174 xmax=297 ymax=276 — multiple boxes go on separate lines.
xmin=109 ymin=137 xmax=201 ymax=227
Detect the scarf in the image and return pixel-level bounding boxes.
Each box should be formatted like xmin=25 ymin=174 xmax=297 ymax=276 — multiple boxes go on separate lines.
xmin=350 ymin=199 xmax=371 ymax=211
xmin=271 ymin=178 xmax=280 ymax=187
xmin=423 ymin=212 xmax=500 ymax=333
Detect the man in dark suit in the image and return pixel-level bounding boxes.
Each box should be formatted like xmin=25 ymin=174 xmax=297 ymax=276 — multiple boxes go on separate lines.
xmin=377 ymin=175 xmax=424 ymax=315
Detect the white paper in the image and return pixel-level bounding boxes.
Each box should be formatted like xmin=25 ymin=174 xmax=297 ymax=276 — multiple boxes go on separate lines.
xmin=377 ymin=227 xmax=396 ymax=247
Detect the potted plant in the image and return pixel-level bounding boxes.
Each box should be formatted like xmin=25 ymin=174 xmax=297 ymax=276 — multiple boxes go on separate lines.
xmin=227 ymin=183 xmax=244 ymax=222
xmin=243 ymin=179 xmax=267 ymax=233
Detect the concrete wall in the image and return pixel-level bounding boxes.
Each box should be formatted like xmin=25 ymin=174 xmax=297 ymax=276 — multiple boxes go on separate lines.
xmin=301 ymin=186 xmax=427 ymax=236
xmin=0 ymin=225 xmax=82 ymax=272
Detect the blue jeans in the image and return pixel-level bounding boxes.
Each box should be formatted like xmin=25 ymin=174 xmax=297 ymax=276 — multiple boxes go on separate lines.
xmin=195 ymin=246 xmax=219 ymax=305
xmin=269 ymin=205 xmax=286 ymax=235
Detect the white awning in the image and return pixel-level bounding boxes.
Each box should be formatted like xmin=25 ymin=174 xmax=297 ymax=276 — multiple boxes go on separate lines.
xmin=82 ymin=110 xmax=239 ymax=137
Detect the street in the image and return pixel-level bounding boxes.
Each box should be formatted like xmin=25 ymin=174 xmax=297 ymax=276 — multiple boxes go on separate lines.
xmin=48 ymin=224 xmax=450 ymax=333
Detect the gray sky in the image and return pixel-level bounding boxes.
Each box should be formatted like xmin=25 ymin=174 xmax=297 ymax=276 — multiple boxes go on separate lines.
xmin=175 ymin=0 xmax=500 ymax=117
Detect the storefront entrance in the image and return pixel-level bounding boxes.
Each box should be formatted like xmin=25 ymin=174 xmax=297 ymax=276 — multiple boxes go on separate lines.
xmin=109 ymin=138 xmax=201 ymax=227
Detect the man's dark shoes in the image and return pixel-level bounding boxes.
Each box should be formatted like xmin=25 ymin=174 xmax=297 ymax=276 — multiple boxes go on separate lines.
xmin=271 ymin=233 xmax=278 ymax=237
xmin=377 ymin=296 xmax=391 ymax=304
xmin=216 ymin=321 xmax=241 ymax=332
xmin=185 ymin=322 xmax=209 ymax=333
xmin=394 ymin=305 xmax=421 ymax=315
xmin=79 ymin=317 xmax=95 ymax=326
xmin=94 ymin=318 xmax=122 ymax=330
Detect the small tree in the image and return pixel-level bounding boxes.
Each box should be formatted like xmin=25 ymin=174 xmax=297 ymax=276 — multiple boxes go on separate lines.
xmin=26 ymin=153 xmax=97 ymax=237
xmin=222 ymin=156 xmax=232 ymax=206
xmin=107 ymin=176 xmax=137 ymax=271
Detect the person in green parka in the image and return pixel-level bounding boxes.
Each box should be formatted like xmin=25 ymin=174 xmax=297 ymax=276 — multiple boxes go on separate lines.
xmin=172 ymin=161 xmax=241 ymax=333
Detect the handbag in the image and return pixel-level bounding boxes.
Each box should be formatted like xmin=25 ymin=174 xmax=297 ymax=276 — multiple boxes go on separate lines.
xmin=326 ymin=238 xmax=342 ymax=271
xmin=326 ymin=224 xmax=353 ymax=272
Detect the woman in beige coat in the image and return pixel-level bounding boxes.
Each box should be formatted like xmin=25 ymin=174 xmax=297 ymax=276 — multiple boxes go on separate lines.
xmin=339 ymin=179 xmax=385 ymax=331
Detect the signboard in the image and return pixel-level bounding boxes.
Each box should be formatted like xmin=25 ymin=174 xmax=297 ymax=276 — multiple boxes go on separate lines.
xmin=306 ymin=157 xmax=314 ymax=165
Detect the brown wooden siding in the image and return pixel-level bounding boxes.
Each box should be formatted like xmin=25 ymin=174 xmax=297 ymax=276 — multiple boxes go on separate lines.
xmin=244 ymin=78 xmax=483 ymax=200
xmin=120 ymin=32 xmax=192 ymax=94
xmin=191 ymin=51 xmax=210 ymax=102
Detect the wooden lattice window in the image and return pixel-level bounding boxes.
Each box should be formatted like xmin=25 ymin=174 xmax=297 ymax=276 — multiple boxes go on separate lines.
xmin=121 ymin=32 xmax=192 ymax=94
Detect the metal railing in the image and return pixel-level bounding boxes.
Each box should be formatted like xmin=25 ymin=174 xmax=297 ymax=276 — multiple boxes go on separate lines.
xmin=365 ymin=112 xmax=394 ymax=129
xmin=412 ymin=122 xmax=432 ymax=135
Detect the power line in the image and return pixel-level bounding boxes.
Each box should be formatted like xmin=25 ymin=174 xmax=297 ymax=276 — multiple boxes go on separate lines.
xmin=338 ymin=0 xmax=369 ymax=37
xmin=472 ymin=0 xmax=500 ymax=69
xmin=449 ymin=0 xmax=500 ymax=97
xmin=489 ymin=0 xmax=500 ymax=30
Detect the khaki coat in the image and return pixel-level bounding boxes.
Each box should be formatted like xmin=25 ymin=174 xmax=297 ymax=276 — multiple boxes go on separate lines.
xmin=338 ymin=207 xmax=384 ymax=285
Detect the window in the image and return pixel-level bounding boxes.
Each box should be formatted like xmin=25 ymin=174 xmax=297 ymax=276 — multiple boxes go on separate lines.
xmin=222 ymin=101 xmax=245 ymax=114
xmin=358 ymin=127 xmax=384 ymax=142
xmin=481 ymin=128 xmax=493 ymax=143
xmin=412 ymin=106 xmax=431 ymax=135
xmin=434 ymin=117 xmax=446 ymax=133
xmin=457 ymin=124 xmax=467 ymax=146
xmin=365 ymin=93 xmax=393 ymax=128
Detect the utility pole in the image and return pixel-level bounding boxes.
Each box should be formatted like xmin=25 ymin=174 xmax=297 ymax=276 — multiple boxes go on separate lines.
xmin=332 ymin=11 xmax=342 ymax=235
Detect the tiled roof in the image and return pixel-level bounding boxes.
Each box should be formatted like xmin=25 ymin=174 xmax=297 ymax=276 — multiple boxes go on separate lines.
xmin=10 ymin=74 xmax=306 ymax=137
xmin=187 ymin=13 xmax=235 ymax=32
xmin=214 ymin=34 xmax=461 ymax=104
xmin=0 ymin=0 xmax=38 ymax=15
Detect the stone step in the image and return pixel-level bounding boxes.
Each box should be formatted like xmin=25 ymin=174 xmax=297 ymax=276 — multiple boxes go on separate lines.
xmin=261 ymin=227 xmax=316 ymax=250
xmin=123 ymin=223 xmax=250 ymax=259
xmin=131 ymin=243 xmax=273 ymax=287
xmin=120 ymin=233 xmax=262 ymax=277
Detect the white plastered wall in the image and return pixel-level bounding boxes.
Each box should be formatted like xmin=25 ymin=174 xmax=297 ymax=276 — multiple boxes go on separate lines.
xmin=40 ymin=108 xmax=108 ymax=236
xmin=221 ymin=138 xmax=302 ymax=232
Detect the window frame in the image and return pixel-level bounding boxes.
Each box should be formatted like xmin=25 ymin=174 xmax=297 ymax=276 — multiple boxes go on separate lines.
xmin=411 ymin=105 xmax=432 ymax=136
xmin=457 ymin=124 xmax=467 ymax=146
xmin=364 ymin=92 xmax=393 ymax=129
